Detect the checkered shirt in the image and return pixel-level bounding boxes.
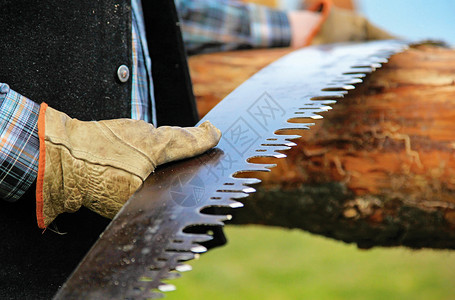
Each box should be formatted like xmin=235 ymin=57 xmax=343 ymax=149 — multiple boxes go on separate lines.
xmin=0 ymin=0 xmax=153 ymax=201
xmin=175 ymin=0 xmax=291 ymax=54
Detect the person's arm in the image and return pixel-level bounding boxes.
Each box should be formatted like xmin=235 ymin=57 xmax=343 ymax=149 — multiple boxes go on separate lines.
xmin=175 ymin=0 xmax=395 ymax=54
xmin=0 ymin=83 xmax=40 ymax=202
xmin=287 ymin=9 xmax=322 ymax=48
xmin=308 ymin=0 xmax=395 ymax=45
xmin=175 ymin=0 xmax=293 ymax=54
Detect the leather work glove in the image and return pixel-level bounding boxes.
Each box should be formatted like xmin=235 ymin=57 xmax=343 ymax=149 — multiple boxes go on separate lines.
xmin=310 ymin=0 xmax=395 ymax=45
xmin=288 ymin=0 xmax=395 ymax=48
xmin=35 ymin=103 xmax=221 ymax=228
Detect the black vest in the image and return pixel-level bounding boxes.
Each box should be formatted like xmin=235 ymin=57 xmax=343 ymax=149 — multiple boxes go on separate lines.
xmin=0 ymin=0 xmax=198 ymax=126
xmin=0 ymin=1 xmax=198 ymax=298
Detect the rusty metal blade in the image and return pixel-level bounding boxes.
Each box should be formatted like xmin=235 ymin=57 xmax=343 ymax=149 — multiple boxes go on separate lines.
xmin=54 ymin=40 xmax=409 ymax=299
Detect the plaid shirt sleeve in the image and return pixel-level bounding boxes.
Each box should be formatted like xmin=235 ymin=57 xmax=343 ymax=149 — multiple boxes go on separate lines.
xmin=175 ymin=0 xmax=291 ymax=54
xmin=0 ymin=83 xmax=40 ymax=202
xmin=131 ymin=0 xmax=156 ymax=125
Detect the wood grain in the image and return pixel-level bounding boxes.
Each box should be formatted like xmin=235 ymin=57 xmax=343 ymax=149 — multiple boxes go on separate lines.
xmin=188 ymin=45 xmax=455 ymax=249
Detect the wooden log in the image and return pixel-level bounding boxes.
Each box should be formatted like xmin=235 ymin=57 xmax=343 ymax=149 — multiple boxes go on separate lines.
xmin=188 ymin=45 xmax=455 ymax=249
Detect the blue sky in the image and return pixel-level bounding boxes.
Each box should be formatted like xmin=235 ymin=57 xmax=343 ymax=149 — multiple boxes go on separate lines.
xmin=356 ymin=0 xmax=455 ymax=46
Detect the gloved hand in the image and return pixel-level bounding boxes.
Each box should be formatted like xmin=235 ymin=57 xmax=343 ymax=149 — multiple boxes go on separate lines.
xmin=288 ymin=0 xmax=395 ymax=48
xmin=36 ymin=103 xmax=221 ymax=228
xmin=311 ymin=0 xmax=395 ymax=45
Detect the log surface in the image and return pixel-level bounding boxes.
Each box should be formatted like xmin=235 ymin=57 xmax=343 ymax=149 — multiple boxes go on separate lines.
xmin=188 ymin=45 xmax=455 ymax=249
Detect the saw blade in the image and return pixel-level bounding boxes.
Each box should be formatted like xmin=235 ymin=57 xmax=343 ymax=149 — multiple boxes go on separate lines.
xmin=54 ymin=40 xmax=409 ymax=299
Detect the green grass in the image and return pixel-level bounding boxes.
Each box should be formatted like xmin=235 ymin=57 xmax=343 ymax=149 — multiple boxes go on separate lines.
xmin=165 ymin=225 xmax=455 ymax=300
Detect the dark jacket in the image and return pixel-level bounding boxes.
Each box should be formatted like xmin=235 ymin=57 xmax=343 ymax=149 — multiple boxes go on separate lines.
xmin=0 ymin=1 xmax=197 ymax=298
xmin=0 ymin=0 xmax=198 ymax=126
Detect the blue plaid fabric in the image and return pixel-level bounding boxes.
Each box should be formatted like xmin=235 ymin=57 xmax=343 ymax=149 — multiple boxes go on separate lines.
xmin=131 ymin=0 xmax=156 ymax=124
xmin=175 ymin=0 xmax=291 ymax=54
xmin=0 ymin=84 xmax=40 ymax=202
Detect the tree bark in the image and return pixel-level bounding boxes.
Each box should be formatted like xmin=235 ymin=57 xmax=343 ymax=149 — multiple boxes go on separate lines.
xmin=188 ymin=45 xmax=455 ymax=249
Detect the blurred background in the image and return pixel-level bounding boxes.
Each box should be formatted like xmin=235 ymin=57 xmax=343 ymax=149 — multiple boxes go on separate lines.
xmin=250 ymin=0 xmax=455 ymax=46
xmin=355 ymin=0 xmax=454 ymax=46
xmin=167 ymin=226 xmax=455 ymax=299
xmin=168 ymin=1 xmax=455 ymax=298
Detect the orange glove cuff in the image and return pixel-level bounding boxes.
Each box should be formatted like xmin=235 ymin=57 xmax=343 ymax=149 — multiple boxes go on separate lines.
xmin=36 ymin=102 xmax=48 ymax=229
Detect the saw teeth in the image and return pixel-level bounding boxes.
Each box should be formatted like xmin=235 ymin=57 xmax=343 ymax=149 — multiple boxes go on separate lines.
xmin=319 ymin=106 xmax=332 ymax=111
xmin=350 ymin=66 xmax=373 ymax=73
xmin=253 ymin=149 xmax=289 ymax=159
xmin=175 ymin=264 xmax=192 ymax=272
xmin=341 ymin=84 xmax=356 ymax=90
xmin=221 ymin=179 xmax=261 ymax=188
xmin=140 ymin=291 xmax=165 ymax=299
xmin=229 ymin=201 xmax=244 ymax=208
xmin=173 ymin=233 xmax=213 ymax=245
xmin=294 ymin=109 xmax=325 ymax=118
xmin=242 ymin=187 xmax=256 ymax=193
xmin=297 ymin=104 xmax=332 ymax=111
xmin=256 ymin=145 xmax=292 ymax=152
xmin=216 ymin=182 xmax=259 ymax=193
xmin=346 ymin=78 xmax=363 ymax=84
xmin=190 ymin=245 xmax=207 ymax=254
xmin=248 ymin=152 xmax=287 ymax=159
xmin=342 ymin=72 xmax=367 ymax=78
xmin=263 ymin=141 xmax=297 ymax=147
xmin=211 ymin=192 xmax=249 ymax=200
xmin=233 ymin=193 xmax=250 ymax=199
xmin=352 ymin=63 xmax=381 ymax=71
xmin=174 ymin=232 xmax=212 ymax=242
xmin=331 ymin=77 xmax=363 ymax=85
xmin=239 ymin=177 xmax=262 ymax=185
xmin=278 ymin=134 xmax=302 ymax=140
xmin=322 ymin=84 xmax=355 ymax=91
xmin=278 ymin=124 xmax=313 ymax=131
xmin=175 ymin=264 xmax=192 ymax=273
xmin=158 ymin=284 xmax=176 ymax=292
xmin=318 ymin=90 xmax=347 ymax=98
xmin=242 ymin=163 xmax=276 ymax=173
xmin=265 ymin=136 xmax=300 ymax=145
xmin=203 ymin=199 xmax=244 ymax=209
xmin=163 ymin=272 xmax=181 ymax=280
xmin=300 ymin=100 xmax=337 ymax=107
xmin=369 ymin=56 xmax=388 ymax=63
xmin=311 ymin=94 xmax=344 ymax=100
xmin=185 ymin=215 xmax=226 ymax=227
xmin=216 ymin=180 xmax=260 ymax=193
xmin=175 ymin=253 xmax=195 ymax=262
xmin=375 ymin=50 xmax=398 ymax=56
xmin=224 ymin=177 xmax=261 ymax=185
xmin=168 ymin=244 xmax=195 ymax=252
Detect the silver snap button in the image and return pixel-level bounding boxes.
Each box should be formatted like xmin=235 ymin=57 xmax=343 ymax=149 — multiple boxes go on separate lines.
xmin=0 ymin=84 xmax=10 ymax=94
xmin=117 ymin=65 xmax=130 ymax=83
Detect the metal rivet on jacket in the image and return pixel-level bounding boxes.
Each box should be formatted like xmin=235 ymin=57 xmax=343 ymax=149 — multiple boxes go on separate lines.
xmin=117 ymin=65 xmax=130 ymax=83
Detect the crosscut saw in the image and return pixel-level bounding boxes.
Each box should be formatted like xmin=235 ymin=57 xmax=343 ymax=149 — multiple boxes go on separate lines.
xmin=54 ymin=40 xmax=408 ymax=299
